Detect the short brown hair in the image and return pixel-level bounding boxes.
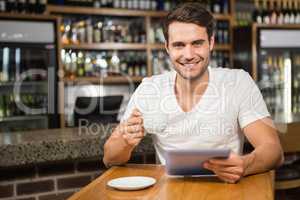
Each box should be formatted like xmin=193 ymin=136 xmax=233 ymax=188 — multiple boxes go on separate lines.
xmin=163 ymin=2 xmax=216 ymax=44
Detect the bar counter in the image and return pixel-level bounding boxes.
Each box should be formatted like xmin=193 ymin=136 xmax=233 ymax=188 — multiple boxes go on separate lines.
xmin=68 ymin=164 xmax=275 ymax=200
xmin=0 ymin=125 xmax=155 ymax=167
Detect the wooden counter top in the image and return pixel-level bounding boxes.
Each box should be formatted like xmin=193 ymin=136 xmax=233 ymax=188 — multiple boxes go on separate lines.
xmin=68 ymin=164 xmax=274 ymax=200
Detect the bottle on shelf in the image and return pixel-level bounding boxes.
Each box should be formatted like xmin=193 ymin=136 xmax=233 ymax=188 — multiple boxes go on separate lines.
xmin=270 ymin=0 xmax=278 ymax=24
xmin=288 ymin=0 xmax=296 ymax=24
xmin=152 ymin=50 xmax=172 ymax=75
xmin=253 ymin=0 xmax=263 ymax=24
xmin=277 ymin=0 xmax=284 ymax=24
xmin=292 ymin=53 xmax=300 ymax=113
xmin=28 ymin=0 xmax=37 ymax=14
xmin=262 ymin=0 xmax=271 ymax=24
xmin=76 ymin=51 xmax=85 ymax=77
xmin=212 ymin=0 xmax=221 ymax=14
xmin=61 ymin=17 xmax=147 ymax=44
xmin=0 ymin=95 xmax=5 ymax=118
xmin=37 ymin=0 xmax=47 ymax=13
xmin=216 ymin=21 xmax=229 ymax=44
xmin=210 ymin=50 xmax=230 ymax=68
xmin=62 ymin=49 xmax=148 ymax=79
xmin=296 ymin=1 xmax=300 ymax=24
xmin=0 ymin=0 xmax=6 ymax=12
xmin=283 ymin=0 xmax=290 ymax=24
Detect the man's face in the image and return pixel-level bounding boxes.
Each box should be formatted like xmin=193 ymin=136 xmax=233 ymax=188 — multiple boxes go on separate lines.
xmin=166 ymin=22 xmax=214 ymax=81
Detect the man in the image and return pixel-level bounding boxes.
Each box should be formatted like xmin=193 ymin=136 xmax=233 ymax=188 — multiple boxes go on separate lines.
xmin=103 ymin=2 xmax=283 ymax=183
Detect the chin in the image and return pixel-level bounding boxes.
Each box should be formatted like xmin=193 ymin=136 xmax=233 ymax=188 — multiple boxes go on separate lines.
xmin=177 ymin=69 xmax=206 ymax=81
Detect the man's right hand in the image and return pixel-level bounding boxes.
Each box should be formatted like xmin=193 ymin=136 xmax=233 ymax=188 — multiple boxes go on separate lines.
xmin=114 ymin=108 xmax=145 ymax=147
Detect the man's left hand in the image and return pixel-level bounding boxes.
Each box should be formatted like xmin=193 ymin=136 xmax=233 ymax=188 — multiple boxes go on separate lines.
xmin=203 ymin=152 xmax=246 ymax=184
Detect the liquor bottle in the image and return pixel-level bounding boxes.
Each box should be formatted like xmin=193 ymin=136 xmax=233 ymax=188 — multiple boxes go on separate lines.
xmin=17 ymin=0 xmax=26 ymax=13
xmin=216 ymin=21 xmax=222 ymax=44
xmin=0 ymin=0 xmax=5 ymax=12
xmin=77 ymin=20 xmax=86 ymax=44
xmin=71 ymin=21 xmax=79 ymax=44
xmin=110 ymin=51 xmax=120 ymax=74
xmin=253 ymin=0 xmax=263 ymax=24
xmin=288 ymin=0 xmax=296 ymax=24
xmin=28 ymin=0 xmax=37 ymax=13
xmin=86 ymin=19 xmax=93 ymax=44
xmin=107 ymin=0 xmax=113 ymax=8
xmin=69 ymin=51 xmax=77 ymax=79
xmin=0 ymin=95 xmax=4 ymax=118
xmin=76 ymin=51 xmax=85 ymax=77
xmin=222 ymin=0 xmax=229 ymax=14
xmin=277 ymin=0 xmax=284 ymax=24
xmin=262 ymin=1 xmax=270 ymax=24
xmin=6 ymin=0 xmax=17 ymax=12
xmin=164 ymin=0 xmax=171 ymax=11
xmin=94 ymin=0 xmax=101 ymax=8
xmin=120 ymin=0 xmax=127 ymax=9
xmin=4 ymin=95 xmax=11 ymax=117
xmin=93 ymin=20 xmax=103 ymax=43
xmin=212 ymin=0 xmax=221 ymax=14
xmin=84 ymin=53 xmax=93 ymax=77
xmin=113 ymin=0 xmax=121 ymax=8
xmin=2 ymin=47 xmax=9 ymax=82
xmin=270 ymin=0 xmax=278 ymax=24
xmin=283 ymin=0 xmax=290 ymax=24
xmin=100 ymin=0 xmax=107 ymax=7
xmin=119 ymin=54 xmax=128 ymax=74
xmin=223 ymin=21 xmax=229 ymax=43
xmin=61 ymin=20 xmax=71 ymax=45
xmin=63 ymin=51 xmax=72 ymax=78
xmin=37 ymin=0 xmax=47 ymax=13
xmin=296 ymin=1 xmax=300 ymax=24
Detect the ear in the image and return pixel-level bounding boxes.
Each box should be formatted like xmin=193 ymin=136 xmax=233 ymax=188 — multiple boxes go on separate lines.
xmin=165 ymin=41 xmax=169 ymax=54
xmin=209 ymin=35 xmax=215 ymax=51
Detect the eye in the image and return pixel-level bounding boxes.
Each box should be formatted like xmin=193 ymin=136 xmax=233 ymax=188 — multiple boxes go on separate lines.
xmin=172 ymin=42 xmax=185 ymax=48
xmin=193 ymin=40 xmax=204 ymax=47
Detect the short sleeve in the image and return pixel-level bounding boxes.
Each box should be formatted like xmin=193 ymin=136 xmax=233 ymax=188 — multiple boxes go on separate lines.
xmin=120 ymin=77 xmax=161 ymax=122
xmin=121 ymin=91 xmax=137 ymax=122
xmin=237 ymin=71 xmax=270 ymax=129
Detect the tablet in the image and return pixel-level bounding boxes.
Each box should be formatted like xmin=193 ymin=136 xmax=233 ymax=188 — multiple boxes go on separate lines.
xmin=165 ymin=149 xmax=231 ymax=176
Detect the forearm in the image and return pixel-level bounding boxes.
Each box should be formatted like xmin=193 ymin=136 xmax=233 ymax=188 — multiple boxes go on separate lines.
xmin=242 ymin=142 xmax=284 ymax=176
xmin=103 ymin=135 xmax=134 ymax=167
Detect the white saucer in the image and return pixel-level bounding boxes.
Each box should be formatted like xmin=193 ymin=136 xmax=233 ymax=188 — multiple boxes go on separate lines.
xmin=107 ymin=176 xmax=156 ymax=191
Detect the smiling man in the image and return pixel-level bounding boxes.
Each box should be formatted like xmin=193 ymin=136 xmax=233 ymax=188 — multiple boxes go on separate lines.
xmin=103 ymin=2 xmax=284 ymax=183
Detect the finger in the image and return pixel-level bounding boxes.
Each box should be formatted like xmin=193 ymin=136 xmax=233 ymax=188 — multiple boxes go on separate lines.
xmin=125 ymin=124 xmax=143 ymax=133
xmin=130 ymin=108 xmax=142 ymax=117
xmin=215 ymin=172 xmax=241 ymax=183
xmin=127 ymin=116 xmax=143 ymax=125
xmin=123 ymin=132 xmax=144 ymax=140
xmin=208 ymin=159 xmax=238 ymax=166
xmin=123 ymin=133 xmax=144 ymax=146
xmin=216 ymin=166 xmax=244 ymax=176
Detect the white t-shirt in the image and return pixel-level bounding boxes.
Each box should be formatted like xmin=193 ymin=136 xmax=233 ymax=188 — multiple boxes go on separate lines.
xmin=122 ymin=67 xmax=270 ymax=164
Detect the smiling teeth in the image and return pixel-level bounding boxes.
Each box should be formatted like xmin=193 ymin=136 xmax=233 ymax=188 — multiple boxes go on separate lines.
xmin=185 ymin=64 xmax=196 ymax=68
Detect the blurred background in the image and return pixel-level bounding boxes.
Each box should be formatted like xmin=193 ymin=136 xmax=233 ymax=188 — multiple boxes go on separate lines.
xmin=0 ymin=1 xmax=300 ymax=200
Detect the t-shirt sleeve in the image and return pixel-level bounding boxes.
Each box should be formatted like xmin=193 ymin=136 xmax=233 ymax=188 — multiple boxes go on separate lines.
xmin=120 ymin=91 xmax=137 ymax=122
xmin=237 ymin=70 xmax=270 ymax=129
xmin=120 ymin=77 xmax=157 ymax=122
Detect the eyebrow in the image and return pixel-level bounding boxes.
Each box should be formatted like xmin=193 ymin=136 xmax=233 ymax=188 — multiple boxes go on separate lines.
xmin=171 ymin=39 xmax=206 ymax=46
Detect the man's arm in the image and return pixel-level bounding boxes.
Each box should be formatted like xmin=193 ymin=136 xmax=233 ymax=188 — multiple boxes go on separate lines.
xmin=203 ymin=117 xmax=284 ymax=183
xmin=103 ymin=109 xmax=144 ymax=167
xmin=240 ymin=117 xmax=284 ymax=175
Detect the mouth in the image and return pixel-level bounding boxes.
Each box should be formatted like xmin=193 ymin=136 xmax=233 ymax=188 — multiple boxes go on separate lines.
xmin=178 ymin=61 xmax=200 ymax=69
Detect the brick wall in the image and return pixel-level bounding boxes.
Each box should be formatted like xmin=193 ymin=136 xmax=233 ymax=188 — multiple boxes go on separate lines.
xmin=0 ymin=153 xmax=156 ymax=200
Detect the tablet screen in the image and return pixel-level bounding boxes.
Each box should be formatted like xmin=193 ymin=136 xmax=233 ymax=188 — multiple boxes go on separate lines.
xmin=165 ymin=149 xmax=231 ymax=176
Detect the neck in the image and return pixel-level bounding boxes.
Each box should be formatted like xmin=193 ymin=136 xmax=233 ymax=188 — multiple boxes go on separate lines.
xmin=175 ymin=69 xmax=209 ymax=96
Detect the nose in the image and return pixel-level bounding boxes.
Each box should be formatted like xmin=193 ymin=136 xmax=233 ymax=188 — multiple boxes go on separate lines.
xmin=183 ymin=45 xmax=195 ymax=60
